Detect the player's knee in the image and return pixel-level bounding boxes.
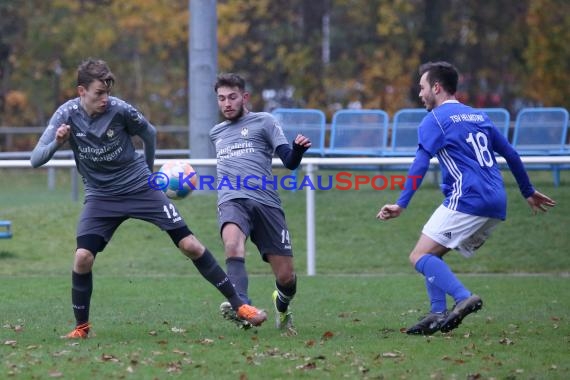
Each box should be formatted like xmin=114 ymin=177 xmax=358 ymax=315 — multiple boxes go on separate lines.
xmin=273 ymin=261 xmax=295 ymax=285
xmin=74 ymin=249 xmax=94 ymax=272
xmin=276 ymin=270 xmax=295 ymax=286
xmin=224 ymin=241 xmax=245 ymax=258
xmin=178 ymin=235 xmax=204 ymax=259
xmin=409 ymin=251 xmax=422 ymax=266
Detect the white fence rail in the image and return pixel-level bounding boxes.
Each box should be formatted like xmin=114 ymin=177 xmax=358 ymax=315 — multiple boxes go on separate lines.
xmin=1 ymin=155 xmax=569 ymax=275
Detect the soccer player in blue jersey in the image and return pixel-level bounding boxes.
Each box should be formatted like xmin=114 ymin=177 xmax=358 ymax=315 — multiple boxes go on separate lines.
xmin=30 ymin=59 xmax=267 ymax=339
xmin=377 ymin=61 xmax=555 ymax=335
xmin=210 ymin=73 xmax=311 ymax=335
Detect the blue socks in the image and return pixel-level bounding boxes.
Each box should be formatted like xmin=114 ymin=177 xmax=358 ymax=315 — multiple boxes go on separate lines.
xmin=415 ymin=254 xmax=470 ymax=310
xmin=425 ymin=276 xmax=447 ymax=313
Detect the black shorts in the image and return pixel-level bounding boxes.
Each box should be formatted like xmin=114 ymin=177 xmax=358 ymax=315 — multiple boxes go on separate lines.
xmin=217 ymin=198 xmax=293 ymax=261
xmin=77 ymin=187 xmax=190 ymax=251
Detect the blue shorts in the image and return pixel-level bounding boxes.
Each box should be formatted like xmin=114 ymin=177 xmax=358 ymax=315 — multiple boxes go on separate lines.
xmin=217 ymin=198 xmax=293 ymax=261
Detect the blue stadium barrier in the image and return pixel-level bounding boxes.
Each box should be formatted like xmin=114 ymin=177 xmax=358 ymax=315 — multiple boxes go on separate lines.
xmin=479 ymin=107 xmax=511 ymax=138
xmin=272 ymin=108 xmax=327 ymax=157
xmin=512 ymin=107 xmax=569 ymax=186
xmin=327 ymin=109 xmax=389 ymax=157
xmin=272 ymin=108 xmax=327 ymax=191
xmin=0 ymin=220 xmax=12 ymax=239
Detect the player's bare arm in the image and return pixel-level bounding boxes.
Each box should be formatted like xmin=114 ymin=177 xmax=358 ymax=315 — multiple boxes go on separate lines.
xmin=376 ymin=204 xmax=404 ymax=220
xmin=526 ymin=191 xmax=556 ymax=214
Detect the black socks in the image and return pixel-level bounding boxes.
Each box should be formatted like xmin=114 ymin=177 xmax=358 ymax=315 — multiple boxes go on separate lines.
xmin=193 ymin=249 xmax=243 ymax=309
xmin=71 ymin=271 xmax=92 ymax=325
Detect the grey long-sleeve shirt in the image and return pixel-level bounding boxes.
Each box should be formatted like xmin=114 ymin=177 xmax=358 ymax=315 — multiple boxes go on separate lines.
xmin=31 ymin=97 xmax=156 ymax=197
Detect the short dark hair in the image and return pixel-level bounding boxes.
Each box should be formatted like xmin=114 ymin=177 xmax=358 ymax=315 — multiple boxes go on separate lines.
xmin=214 ymin=73 xmax=246 ymax=93
xmin=419 ymin=61 xmax=458 ymax=95
xmin=77 ymin=58 xmax=115 ymax=90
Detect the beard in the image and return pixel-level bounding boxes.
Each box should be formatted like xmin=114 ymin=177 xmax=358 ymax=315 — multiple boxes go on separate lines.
xmin=226 ymin=106 xmax=245 ymax=121
xmin=423 ymin=96 xmax=436 ymax=112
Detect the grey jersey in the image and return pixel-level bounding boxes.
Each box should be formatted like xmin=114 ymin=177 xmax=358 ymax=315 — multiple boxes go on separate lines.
xmin=31 ymin=97 xmax=156 ymax=197
xmin=210 ymin=111 xmax=289 ymax=208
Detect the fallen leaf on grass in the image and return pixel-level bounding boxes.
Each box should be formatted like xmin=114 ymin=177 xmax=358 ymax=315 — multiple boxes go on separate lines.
xmin=52 ymin=350 xmax=71 ymax=357
xmin=4 ymin=340 xmax=17 ymax=346
xmin=166 ymin=361 xmax=182 ymax=373
xmin=3 ymin=323 xmax=24 ymax=332
xmin=198 ymin=338 xmax=214 ymax=345
xmin=296 ymin=362 xmax=317 ymax=370
xmin=48 ymin=370 xmax=63 ymax=378
xmin=101 ymin=353 xmax=120 ymax=362
xmin=440 ymin=356 xmax=467 ymax=364
xmin=499 ymin=338 xmax=514 ymax=345
xmin=381 ymin=352 xmax=401 ymax=358
xmin=322 ymin=331 xmax=334 ymax=340
xmin=305 ymin=339 xmax=315 ymax=347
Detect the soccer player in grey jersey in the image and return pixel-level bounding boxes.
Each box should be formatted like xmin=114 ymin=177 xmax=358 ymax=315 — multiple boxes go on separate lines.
xmin=30 ymin=58 xmax=267 ymax=339
xmin=211 ymin=73 xmax=311 ymax=334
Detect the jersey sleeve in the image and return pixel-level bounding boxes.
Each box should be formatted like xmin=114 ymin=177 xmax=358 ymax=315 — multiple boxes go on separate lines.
xmin=30 ymin=107 xmax=68 ymax=168
xmin=417 ymin=114 xmax=445 ymax=156
xmin=122 ymin=101 xmax=156 ymax=171
xmin=267 ymin=115 xmax=289 ymax=151
xmin=491 ymin=127 xmax=535 ymax=198
xmin=395 ymin=147 xmax=432 ymax=208
xmin=122 ymin=102 xmax=153 ymax=136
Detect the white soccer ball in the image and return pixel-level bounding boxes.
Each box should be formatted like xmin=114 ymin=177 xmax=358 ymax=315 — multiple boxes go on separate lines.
xmin=157 ymin=160 xmax=198 ymax=200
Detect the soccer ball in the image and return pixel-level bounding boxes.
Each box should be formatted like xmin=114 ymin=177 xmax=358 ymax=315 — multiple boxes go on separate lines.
xmin=157 ymin=160 xmax=198 ymax=200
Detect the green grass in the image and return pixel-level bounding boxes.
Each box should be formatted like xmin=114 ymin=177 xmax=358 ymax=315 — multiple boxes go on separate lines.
xmin=0 ymin=167 xmax=569 ymax=379
xmin=1 ymin=275 xmax=568 ymax=379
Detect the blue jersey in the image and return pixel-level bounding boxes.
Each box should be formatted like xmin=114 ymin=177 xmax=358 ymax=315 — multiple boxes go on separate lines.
xmin=401 ymin=100 xmax=534 ymax=220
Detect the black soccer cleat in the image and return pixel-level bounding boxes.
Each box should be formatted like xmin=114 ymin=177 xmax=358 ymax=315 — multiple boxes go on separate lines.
xmin=406 ymin=312 xmax=447 ymax=335
xmin=439 ymin=294 xmax=483 ymax=333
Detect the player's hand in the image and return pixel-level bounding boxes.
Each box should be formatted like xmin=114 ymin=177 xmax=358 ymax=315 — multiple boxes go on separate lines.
xmin=56 ymin=124 xmax=71 ymax=145
xmin=294 ymin=134 xmax=312 ymax=149
xmin=526 ymin=190 xmax=556 ymax=214
xmin=376 ymin=204 xmax=403 ymax=220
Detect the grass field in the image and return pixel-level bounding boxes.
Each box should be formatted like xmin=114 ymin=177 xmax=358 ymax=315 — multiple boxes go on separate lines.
xmin=1 ymin=167 xmax=569 ymax=379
